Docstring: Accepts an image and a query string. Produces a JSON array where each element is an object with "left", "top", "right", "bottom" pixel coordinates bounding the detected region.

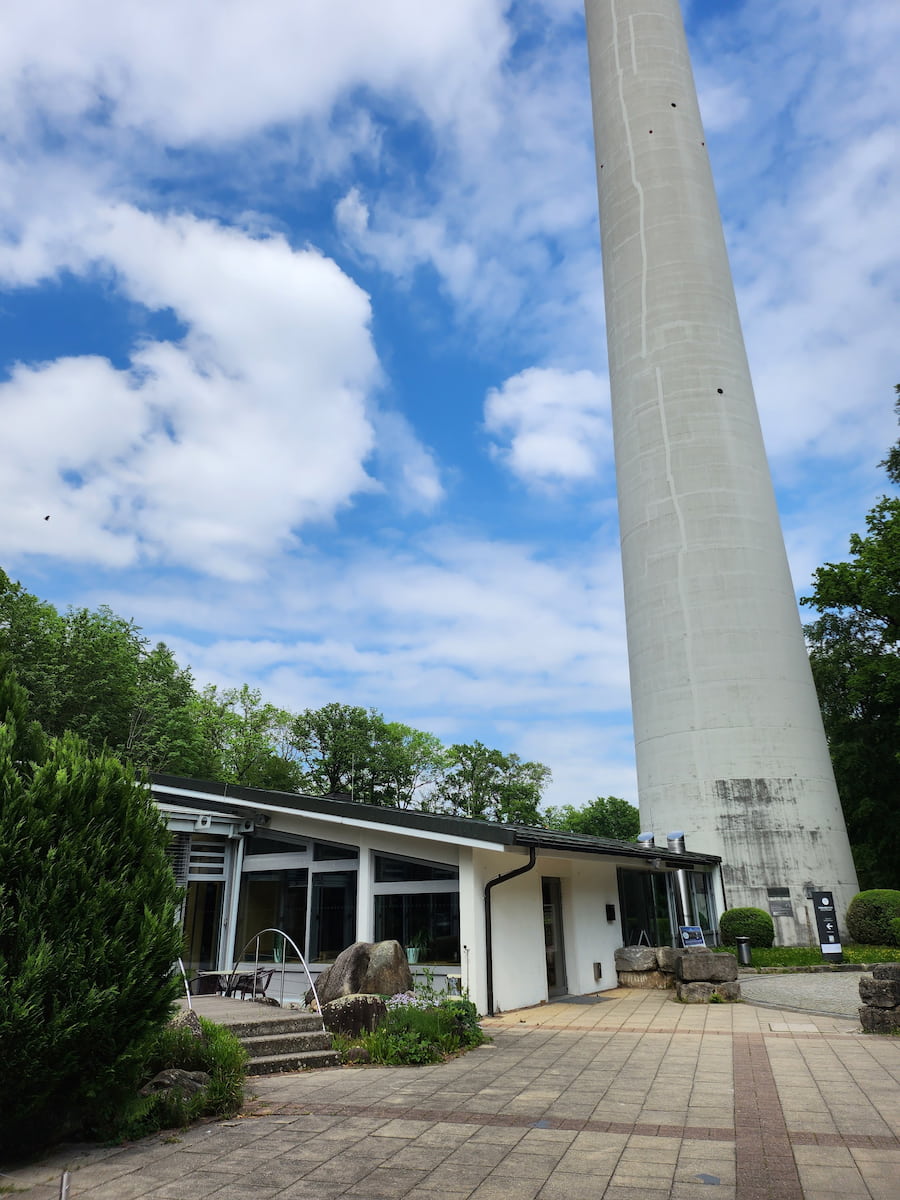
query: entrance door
[{"left": 542, "top": 877, "right": 567, "bottom": 996}]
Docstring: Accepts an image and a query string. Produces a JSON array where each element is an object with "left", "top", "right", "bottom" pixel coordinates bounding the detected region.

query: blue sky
[{"left": 1, "top": 0, "right": 898, "bottom": 807}]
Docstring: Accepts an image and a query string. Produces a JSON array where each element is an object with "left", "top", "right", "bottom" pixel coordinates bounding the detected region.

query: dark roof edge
[{"left": 150, "top": 773, "right": 720, "bottom": 865}]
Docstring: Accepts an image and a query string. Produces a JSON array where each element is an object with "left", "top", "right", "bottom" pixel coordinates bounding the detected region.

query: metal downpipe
[{"left": 484, "top": 846, "right": 537, "bottom": 1015}]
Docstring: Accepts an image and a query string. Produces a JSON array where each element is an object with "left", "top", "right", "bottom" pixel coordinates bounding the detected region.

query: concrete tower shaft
[{"left": 584, "top": 0, "right": 858, "bottom": 943}]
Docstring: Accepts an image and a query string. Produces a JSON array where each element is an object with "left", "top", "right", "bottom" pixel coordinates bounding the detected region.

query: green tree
[
  {"left": 0, "top": 661, "right": 183, "bottom": 1157},
  {"left": 371, "top": 722, "right": 447, "bottom": 808},
  {"left": 801, "top": 387, "right": 900, "bottom": 889},
  {"left": 431, "top": 740, "right": 550, "bottom": 824},
  {"left": 290, "top": 702, "right": 387, "bottom": 800},
  {"left": 189, "top": 684, "right": 302, "bottom": 791},
  {"left": 543, "top": 795, "right": 640, "bottom": 840}
]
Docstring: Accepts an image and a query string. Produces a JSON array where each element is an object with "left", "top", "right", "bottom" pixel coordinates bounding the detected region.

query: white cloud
[
  {"left": 0, "top": 208, "right": 382, "bottom": 577},
  {"left": 484, "top": 367, "right": 611, "bottom": 486}
]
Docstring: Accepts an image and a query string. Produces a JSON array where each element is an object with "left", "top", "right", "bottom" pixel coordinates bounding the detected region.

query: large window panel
[
  {"left": 374, "top": 892, "right": 460, "bottom": 963},
  {"left": 235, "top": 869, "right": 308, "bottom": 960},
  {"left": 309, "top": 871, "right": 357, "bottom": 962}
]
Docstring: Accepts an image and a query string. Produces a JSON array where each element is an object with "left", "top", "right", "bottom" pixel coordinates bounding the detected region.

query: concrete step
[
  {"left": 242, "top": 1030, "right": 334, "bottom": 1057},
  {"left": 247, "top": 1048, "right": 341, "bottom": 1075},
  {"left": 217, "top": 1013, "right": 323, "bottom": 1039}
]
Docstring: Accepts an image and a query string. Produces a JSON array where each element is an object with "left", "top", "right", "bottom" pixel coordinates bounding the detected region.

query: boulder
[
  {"left": 676, "top": 981, "right": 741, "bottom": 1004},
  {"left": 859, "top": 977, "right": 900, "bottom": 1009},
  {"left": 656, "top": 946, "right": 685, "bottom": 974},
  {"left": 614, "top": 946, "right": 658, "bottom": 973},
  {"left": 872, "top": 963, "right": 900, "bottom": 982},
  {"left": 140, "top": 1069, "right": 210, "bottom": 1098},
  {"left": 167, "top": 1009, "right": 205, "bottom": 1040},
  {"left": 321, "top": 994, "right": 387, "bottom": 1037},
  {"left": 617, "top": 970, "right": 673, "bottom": 990},
  {"left": 859, "top": 1006, "right": 900, "bottom": 1034},
  {"left": 307, "top": 940, "right": 412, "bottom": 1007},
  {"left": 346, "top": 1045, "right": 372, "bottom": 1064},
  {"left": 676, "top": 950, "right": 738, "bottom": 984}
]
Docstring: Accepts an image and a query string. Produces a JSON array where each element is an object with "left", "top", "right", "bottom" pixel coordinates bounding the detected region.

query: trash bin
[{"left": 735, "top": 936, "right": 752, "bottom": 966}]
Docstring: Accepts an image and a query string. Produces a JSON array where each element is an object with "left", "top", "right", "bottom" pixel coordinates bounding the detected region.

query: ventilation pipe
[
  {"left": 637, "top": 832, "right": 656, "bottom": 847},
  {"left": 666, "top": 831, "right": 693, "bottom": 931}
]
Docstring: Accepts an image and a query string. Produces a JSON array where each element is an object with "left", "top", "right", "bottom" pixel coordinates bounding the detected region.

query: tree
[
  {"left": 290, "top": 702, "right": 388, "bottom": 800},
  {"left": 543, "top": 795, "right": 640, "bottom": 840},
  {"left": 431, "top": 740, "right": 550, "bottom": 824},
  {"left": 0, "top": 660, "right": 183, "bottom": 1156},
  {"left": 801, "top": 387, "right": 900, "bottom": 889},
  {"left": 370, "top": 722, "right": 447, "bottom": 808},
  {"left": 189, "top": 684, "right": 302, "bottom": 791}
]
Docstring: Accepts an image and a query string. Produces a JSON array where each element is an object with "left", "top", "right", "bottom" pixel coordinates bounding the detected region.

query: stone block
[
  {"left": 872, "top": 963, "right": 900, "bottom": 982},
  {"left": 321, "top": 993, "right": 387, "bottom": 1037},
  {"left": 859, "top": 976, "right": 900, "bottom": 1008},
  {"left": 859, "top": 1005, "right": 900, "bottom": 1034},
  {"left": 306, "top": 939, "right": 412, "bottom": 1006},
  {"left": 617, "top": 969, "right": 673, "bottom": 989},
  {"left": 676, "top": 950, "right": 738, "bottom": 983},
  {"left": 656, "top": 946, "right": 685, "bottom": 974},
  {"left": 614, "top": 946, "right": 658, "bottom": 973},
  {"left": 676, "top": 981, "right": 741, "bottom": 1004}
]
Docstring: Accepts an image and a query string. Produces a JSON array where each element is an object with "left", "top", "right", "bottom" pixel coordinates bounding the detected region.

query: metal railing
[
  {"left": 229, "top": 928, "right": 325, "bottom": 1031},
  {"left": 176, "top": 956, "right": 193, "bottom": 1010}
]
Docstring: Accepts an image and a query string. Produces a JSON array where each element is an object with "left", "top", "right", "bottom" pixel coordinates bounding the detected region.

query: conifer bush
[
  {"left": 719, "top": 906, "right": 775, "bottom": 948},
  {"left": 0, "top": 661, "right": 183, "bottom": 1159}
]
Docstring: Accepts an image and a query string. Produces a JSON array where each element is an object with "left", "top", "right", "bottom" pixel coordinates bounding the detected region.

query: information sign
[
  {"left": 679, "top": 926, "right": 706, "bottom": 948},
  {"left": 810, "top": 891, "right": 843, "bottom": 962}
]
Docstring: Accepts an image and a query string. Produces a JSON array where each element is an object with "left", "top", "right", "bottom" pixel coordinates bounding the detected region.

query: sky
[{"left": 1, "top": 0, "right": 898, "bottom": 809}]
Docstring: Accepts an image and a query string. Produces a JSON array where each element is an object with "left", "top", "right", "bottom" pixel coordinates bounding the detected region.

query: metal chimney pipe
[{"left": 666, "top": 831, "right": 693, "bottom": 931}]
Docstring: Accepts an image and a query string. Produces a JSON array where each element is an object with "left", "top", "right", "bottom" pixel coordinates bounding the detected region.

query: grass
[
  {"left": 714, "top": 944, "right": 900, "bottom": 968},
  {"left": 332, "top": 996, "right": 486, "bottom": 1066},
  {"left": 94, "top": 1016, "right": 247, "bottom": 1142}
]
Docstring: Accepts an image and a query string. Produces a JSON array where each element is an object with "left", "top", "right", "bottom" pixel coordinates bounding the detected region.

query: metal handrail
[
  {"left": 176, "top": 956, "right": 193, "bottom": 1010},
  {"left": 229, "top": 929, "right": 325, "bottom": 1031}
]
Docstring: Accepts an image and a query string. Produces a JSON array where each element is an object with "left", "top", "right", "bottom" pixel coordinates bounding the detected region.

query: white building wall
[{"left": 584, "top": 0, "right": 859, "bottom": 941}]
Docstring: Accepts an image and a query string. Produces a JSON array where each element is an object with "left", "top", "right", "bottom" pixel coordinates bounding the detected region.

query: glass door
[{"left": 542, "top": 877, "right": 568, "bottom": 997}]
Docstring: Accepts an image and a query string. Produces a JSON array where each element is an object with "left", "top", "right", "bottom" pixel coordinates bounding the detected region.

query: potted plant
[{"left": 405, "top": 930, "right": 429, "bottom": 964}]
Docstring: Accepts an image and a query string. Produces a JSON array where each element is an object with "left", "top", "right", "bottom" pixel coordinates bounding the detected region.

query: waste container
[{"left": 735, "top": 936, "right": 752, "bottom": 966}]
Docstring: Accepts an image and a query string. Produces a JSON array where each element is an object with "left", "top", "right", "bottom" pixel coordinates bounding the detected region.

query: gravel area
[{"left": 739, "top": 970, "right": 864, "bottom": 1017}]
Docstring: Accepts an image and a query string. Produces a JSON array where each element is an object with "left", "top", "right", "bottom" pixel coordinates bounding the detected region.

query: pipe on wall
[{"left": 484, "top": 846, "right": 537, "bottom": 1015}]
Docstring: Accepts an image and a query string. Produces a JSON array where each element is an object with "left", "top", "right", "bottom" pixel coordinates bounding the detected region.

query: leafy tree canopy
[
  {"left": 543, "top": 795, "right": 640, "bottom": 840},
  {"left": 801, "top": 386, "right": 900, "bottom": 889}
]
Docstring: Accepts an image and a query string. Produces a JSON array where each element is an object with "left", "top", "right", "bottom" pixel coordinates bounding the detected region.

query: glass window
[
  {"left": 313, "top": 841, "right": 359, "bottom": 861},
  {"left": 374, "top": 854, "right": 458, "bottom": 883},
  {"left": 309, "top": 871, "right": 357, "bottom": 961},
  {"left": 235, "top": 869, "right": 308, "bottom": 960},
  {"left": 690, "top": 872, "right": 717, "bottom": 942},
  {"left": 244, "top": 834, "right": 307, "bottom": 855},
  {"left": 374, "top": 893, "right": 460, "bottom": 963}
]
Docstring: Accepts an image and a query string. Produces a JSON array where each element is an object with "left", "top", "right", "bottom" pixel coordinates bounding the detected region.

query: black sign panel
[{"left": 810, "top": 891, "right": 842, "bottom": 960}]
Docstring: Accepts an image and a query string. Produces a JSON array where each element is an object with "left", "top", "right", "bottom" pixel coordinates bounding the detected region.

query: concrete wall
[{"left": 584, "top": 0, "right": 858, "bottom": 941}]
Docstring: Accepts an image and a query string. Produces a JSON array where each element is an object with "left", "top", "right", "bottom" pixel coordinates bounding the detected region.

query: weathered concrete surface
[{"left": 584, "top": 0, "right": 858, "bottom": 944}]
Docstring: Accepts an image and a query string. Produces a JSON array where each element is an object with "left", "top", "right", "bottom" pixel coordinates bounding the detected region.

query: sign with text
[
  {"left": 679, "top": 926, "right": 706, "bottom": 948},
  {"left": 810, "top": 891, "right": 843, "bottom": 961}
]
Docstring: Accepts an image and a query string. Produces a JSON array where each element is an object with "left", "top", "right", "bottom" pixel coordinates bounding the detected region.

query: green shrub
[
  {"left": 846, "top": 890, "right": 900, "bottom": 945},
  {"left": 0, "top": 664, "right": 183, "bottom": 1159},
  {"left": 338, "top": 992, "right": 485, "bottom": 1066},
  {"left": 719, "top": 907, "right": 775, "bottom": 948},
  {"left": 102, "top": 1017, "right": 247, "bottom": 1141}
]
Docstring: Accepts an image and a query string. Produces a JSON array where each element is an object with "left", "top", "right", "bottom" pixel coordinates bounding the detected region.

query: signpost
[
  {"left": 810, "top": 891, "right": 843, "bottom": 963},
  {"left": 679, "top": 926, "right": 706, "bottom": 948}
]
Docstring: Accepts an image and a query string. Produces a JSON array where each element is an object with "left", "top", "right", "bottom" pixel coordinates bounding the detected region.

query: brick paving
[{"left": 4, "top": 985, "right": 899, "bottom": 1200}]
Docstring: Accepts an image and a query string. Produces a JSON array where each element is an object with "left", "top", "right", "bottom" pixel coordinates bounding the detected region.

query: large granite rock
[
  {"left": 614, "top": 946, "right": 658, "bottom": 973},
  {"left": 656, "top": 946, "right": 685, "bottom": 974},
  {"left": 321, "top": 994, "right": 387, "bottom": 1037},
  {"left": 676, "top": 981, "right": 741, "bottom": 1004},
  {"left": 618, "top": 970, "right": 673, "bottom": 990},
  {"left": 140, "top": 1069, "right": 210, "bottom": 1098},
  {"left": 872, "top": 963, "right": 900, "bottom": 982},
  {"left": 676, "top": 950, "right": 738, "bottom": 984},
  {"left": 859, "top": 1005, "right": 900, "bottom": 1034},
  {"left": 308, "top": 940, "right": 412, "bottom": 1007},
  {"left": 859, "top": 977, "right": 900, "bottom": 1008}
]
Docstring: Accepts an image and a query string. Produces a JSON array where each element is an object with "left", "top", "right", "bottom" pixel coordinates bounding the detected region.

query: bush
[
  {"left": 719, "top": 907, "right": 775, "bottom": 948},
  {"left": 336, "top": 989, "right": 485, "bottom": 1066},
  {"left": 846, "top": 890, "right": 900, "bottom": 945},
  {"left": 103, "top": 1017, "right": 247, "bottom": 1141},
  {"left": 0, "top": 664, "right": 184, "bottom": 1159}
]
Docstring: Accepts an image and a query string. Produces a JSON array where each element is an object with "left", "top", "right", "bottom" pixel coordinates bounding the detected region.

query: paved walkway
[
  {"left": 737, "top": 971, "right": 863, "bottom": 1017},
  {"left": 5, "top": 982, "right": 899, "bottom": 1200}
]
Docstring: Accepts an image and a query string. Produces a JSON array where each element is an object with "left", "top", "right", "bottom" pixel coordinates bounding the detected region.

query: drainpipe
[{"left": 484, "top": 846, "right": 537, "bottom": 1015}]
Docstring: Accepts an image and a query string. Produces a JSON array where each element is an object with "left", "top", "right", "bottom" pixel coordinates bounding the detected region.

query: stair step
[
  {"left": 242, "top": 1031, "right": 333, "bottom": 1057},
  {"left": 218, "top": 1014, "right": 323, "bottom": 1039},
  {"left": 247, "top": 1048, "right": 341, "bottom": 1075}
]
